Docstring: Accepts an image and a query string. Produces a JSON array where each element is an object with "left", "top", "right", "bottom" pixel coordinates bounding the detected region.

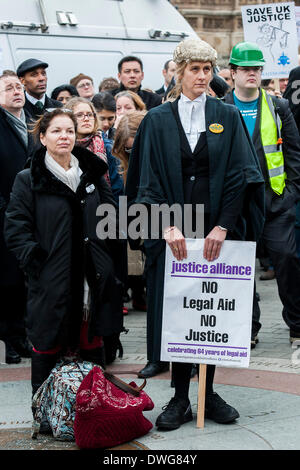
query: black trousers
[
  {"left": 252, "top": 206, "right": 300, "bottom": 334},
  {"left": 0, "top": 283, "right": 27, "bottom": 342},
  {"left": 172, "top": 362, "right": 215, "bottom": 400}
]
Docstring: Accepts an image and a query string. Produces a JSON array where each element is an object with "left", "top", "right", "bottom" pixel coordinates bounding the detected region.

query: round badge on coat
[{"left": 209, "top": 123, "right": 224, "bottom": 134}]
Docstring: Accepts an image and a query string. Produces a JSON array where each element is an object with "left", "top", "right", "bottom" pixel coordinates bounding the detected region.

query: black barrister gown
[{"left": 126, "top": 95, "right": 265, "bottom": 362}]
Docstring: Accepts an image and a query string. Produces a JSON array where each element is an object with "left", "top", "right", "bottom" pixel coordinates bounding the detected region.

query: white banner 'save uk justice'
[
  {"left": 160, "top": 239, "right": 256, "bottom": 368},
  {"left": 241, "top": 2, "right": 298, "bottom": 78}
]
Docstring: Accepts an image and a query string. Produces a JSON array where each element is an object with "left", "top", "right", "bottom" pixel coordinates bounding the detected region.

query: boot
[
  {"left": 31, "top": 350, "right": 59, "bottom": 437},
  {"left": 31, "top": 350, "right": 58, "bottom": 397}
]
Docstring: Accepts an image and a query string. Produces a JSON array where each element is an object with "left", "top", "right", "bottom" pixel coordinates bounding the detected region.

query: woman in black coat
[{"left": 4, "top": 108, "right": 123, "bottom": 397}]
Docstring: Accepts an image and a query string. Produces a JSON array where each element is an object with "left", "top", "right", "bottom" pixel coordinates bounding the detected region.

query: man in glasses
[
  {"left": 225, "top": 41, "right": 300, "bottom": 347},
  {"left": 70, "top": 73, "right": 95, "bottom": 101},
  {"left": 0, "top": 72, "right": 32, "bottom": 363},
  {"left": 17, "top": 58, "right": 62, "bottom": 123}
]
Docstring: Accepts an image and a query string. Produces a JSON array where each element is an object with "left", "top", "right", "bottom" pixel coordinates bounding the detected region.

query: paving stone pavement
[{"left": 1, "top": 264, "right": 300, "bottom": 452}]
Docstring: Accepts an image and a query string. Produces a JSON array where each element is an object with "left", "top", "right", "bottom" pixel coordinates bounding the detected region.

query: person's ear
[{"left": 40, "top": 133, "right": 46, "bottom": 147}]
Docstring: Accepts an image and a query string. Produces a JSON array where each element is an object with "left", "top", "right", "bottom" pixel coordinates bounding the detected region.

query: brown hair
[
  {"left": 99, "top": 76, "right": 119, "bottom": 92},
  {"left": 30, "top": 108, "right": 77, "bottom": 142},
  {"left": 112, "top": 111, "right": 147, "bottom": 182},
  {"left": 66, "top": 96, "right": 99, "bottom": 136},
  {"left": 70, "top": 73, "right": 93, "bottom": 88},
  {"left": 115, "top": 90, "right": 146, "bottom": 112},
  {"left": 0, "top": 70, "right": 18, "bottom": 79}
]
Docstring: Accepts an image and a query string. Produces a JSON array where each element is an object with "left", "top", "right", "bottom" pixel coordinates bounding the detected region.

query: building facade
[{"left": 170, "top": 0, "right": 300, "bottom": 66}]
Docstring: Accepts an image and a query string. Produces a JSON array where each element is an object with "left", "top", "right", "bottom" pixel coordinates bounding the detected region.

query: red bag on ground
[{"left": 74, "top": 366, "right": 154, "bottom": 449}]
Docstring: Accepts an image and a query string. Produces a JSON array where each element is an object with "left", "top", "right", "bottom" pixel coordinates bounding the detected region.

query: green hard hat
[{"left": 229, "top": 42, "right": 265, "bottom": 67}]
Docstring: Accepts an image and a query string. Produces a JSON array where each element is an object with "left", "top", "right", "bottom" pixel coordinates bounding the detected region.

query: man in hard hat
[{"left": 225, "top": 41, "right": 300, "bottom": 346}]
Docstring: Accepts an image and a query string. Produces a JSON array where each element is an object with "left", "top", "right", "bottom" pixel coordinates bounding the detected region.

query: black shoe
[
  {"left": 138, "top": 361, "right": 169, "bottom": 378},
  {"left": 4, "top": 341, "right": 21, "bottom": 364},
  {"left": 10, "top": 337, "right": 32, "bottom": 358},
  {"left": 5, "top": 342, "right": 21, "bottom": 364},
  {"left": 205, "top": 392, "right": 239, "bottom": 424},
  {"left": 156, "top": 397, "right": 193, "bottom": 430},
  {"left": 290, "top": 330, "right": 300, "bottom": 344}
]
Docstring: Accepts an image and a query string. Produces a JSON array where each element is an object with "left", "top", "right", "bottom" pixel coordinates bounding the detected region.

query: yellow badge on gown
[{"left": 209, "top": 123, "right": 224, "bottom": 134}]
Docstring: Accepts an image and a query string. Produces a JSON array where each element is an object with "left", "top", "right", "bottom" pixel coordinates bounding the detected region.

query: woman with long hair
[
  {"left": 112, "top": 111, "right": 146, "bottom": 183},
  {"left": 114, "top": 91, "right": 146, "bottom": 129},
  {"left": 66, "top": 97, "right": 110, "bottom": 185},
  {"left": 113, "top": 111, "right": 147, "bottom": 312}
]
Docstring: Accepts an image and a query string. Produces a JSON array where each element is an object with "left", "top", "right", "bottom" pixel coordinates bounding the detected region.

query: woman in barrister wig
[{"left": 125, "top": 38, "right": 265, "bottom": 430}]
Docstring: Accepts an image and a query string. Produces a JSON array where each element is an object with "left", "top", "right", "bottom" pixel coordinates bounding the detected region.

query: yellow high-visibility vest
[{"left": 260, "top": 88, "right": 286, "bottom": 195}]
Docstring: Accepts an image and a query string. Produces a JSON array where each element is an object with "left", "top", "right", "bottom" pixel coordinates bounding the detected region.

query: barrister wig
[{"left": 173, "top": 38, "right": 217, "bottom": 67}]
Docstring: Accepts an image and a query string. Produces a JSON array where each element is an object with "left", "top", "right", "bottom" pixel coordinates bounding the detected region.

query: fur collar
[{"left": 30, "top": 145, "right": 108, "bottom": 198}]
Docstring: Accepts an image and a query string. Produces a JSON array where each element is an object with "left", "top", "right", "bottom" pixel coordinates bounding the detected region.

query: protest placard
[
  {"left": 161, "top": 239, "right": 256, "bottom": 369},
  {"left": 241, "top": 2, "right": 298, "bottom": 78},
  {"left": 161, "top": 239, "right": 256, "bottom": 428}
]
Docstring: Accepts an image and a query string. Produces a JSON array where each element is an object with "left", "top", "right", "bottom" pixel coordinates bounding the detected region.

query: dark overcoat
[
  {"left": 126, "top": 96, "right": 265, "bottom": 361},
  {"left": 23, "top": 95, "right": 63, "bottom": 124},
  {"left": 4, "top": 145, "right": 123, "bottom": 351},
  {"left": 0, "top": 106, "right": 29, "bottom": 286}
]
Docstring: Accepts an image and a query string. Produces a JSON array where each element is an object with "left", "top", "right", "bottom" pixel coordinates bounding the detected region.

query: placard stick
[{"left": 197, "top": 364, "right": 207, "bottom": 428}]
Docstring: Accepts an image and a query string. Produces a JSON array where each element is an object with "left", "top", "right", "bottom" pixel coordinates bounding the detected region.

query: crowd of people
[{"left": 1, "top": 36, "right": 300, "bottom": 432}]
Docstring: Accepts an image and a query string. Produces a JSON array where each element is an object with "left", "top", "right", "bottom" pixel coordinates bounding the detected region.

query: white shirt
[
  {"left": 178, "top": 92, "right": 206, "bottom": 152},
  {"left": 25, "top": 91, "right": 46, "bottom": 106}
]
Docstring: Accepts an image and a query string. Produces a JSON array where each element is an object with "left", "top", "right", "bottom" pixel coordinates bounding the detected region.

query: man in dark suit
[
  {"left": 16, "top": 58, "right": 62, "bottom": 124},
  {"left": 155, "top": 59, "right": 176, "bottom": 97},
  {"left": 110, "top": 56, "right": 162, "bottom": 110},
  {"left": 0, "top": 72, "right": 32, "bottom": 363}
]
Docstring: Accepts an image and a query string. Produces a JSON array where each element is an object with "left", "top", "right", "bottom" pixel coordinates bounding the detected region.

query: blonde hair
[
  {"left": 65, "top": 96, "right": 99, "bottom": 135},
  {"left": 166, "top": 61, "right": 187, "bottom": 101},
  {"left": 112, "top": 111, "right": 147, "bottom": 182},
  {"left": 115, "top": 90, "right": 146, "bottom": 112}
]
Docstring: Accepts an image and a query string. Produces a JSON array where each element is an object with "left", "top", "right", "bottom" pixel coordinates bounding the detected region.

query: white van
[{"left": 0, "top": 0, "right": 197, "bottom": 93}]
